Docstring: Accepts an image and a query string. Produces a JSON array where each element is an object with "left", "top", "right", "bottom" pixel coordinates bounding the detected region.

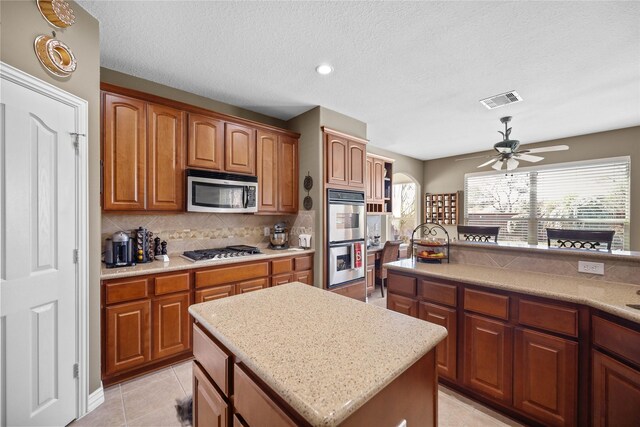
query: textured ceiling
[{"left": 79, "top": 1, "right": 640, "bottom": 160}]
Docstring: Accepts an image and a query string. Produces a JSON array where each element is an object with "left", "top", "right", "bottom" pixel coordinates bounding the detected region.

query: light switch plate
[{"left": 578, "top": 260, "right": 605, "bottom": 275}]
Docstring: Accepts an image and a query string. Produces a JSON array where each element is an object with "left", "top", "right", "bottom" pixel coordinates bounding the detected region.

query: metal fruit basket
[{"left": 410, "top": 223, "right": 450, "bottom": 264}]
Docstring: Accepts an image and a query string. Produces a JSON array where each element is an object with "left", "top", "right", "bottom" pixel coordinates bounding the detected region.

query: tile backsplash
[{"left": 102, "top": 211, "right": 314, "bottom": 255}]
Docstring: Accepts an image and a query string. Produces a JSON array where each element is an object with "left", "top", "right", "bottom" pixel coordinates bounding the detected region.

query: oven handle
[{"left": 244, "top": 186, "right": 249, "bottom": 208}]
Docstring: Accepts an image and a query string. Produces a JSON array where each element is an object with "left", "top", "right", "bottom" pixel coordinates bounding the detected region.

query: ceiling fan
[{"left": 457, "top": 116, "right": 569, "bottom": 171}]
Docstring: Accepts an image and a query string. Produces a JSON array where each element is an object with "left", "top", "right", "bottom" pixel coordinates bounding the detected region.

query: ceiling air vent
[{"left": 480, "top": 91, "right": 523, "bottom": 109}]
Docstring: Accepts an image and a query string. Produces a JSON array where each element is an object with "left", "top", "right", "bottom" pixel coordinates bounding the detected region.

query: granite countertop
[
  {"left": 385, "top": 259, "right": 640, "bottom": 324},
  {"left": 101, "top": 248, "right": 315, "bottom": 280},
  {"left": 189, "top": 283, "right": 447, "bottom": 427},
  {"left": 450, "top": 240, "right": 640, "bottom": 262}
]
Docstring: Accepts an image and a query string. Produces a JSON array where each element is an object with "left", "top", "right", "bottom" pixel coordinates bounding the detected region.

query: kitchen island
[{"left": 188, "top": 282, "right": 448, "bottom": 427}]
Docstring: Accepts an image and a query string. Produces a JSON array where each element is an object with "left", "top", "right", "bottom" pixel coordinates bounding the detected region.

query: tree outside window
[{"left": 390, "top": 174, "right": 418, "bottom": 243}]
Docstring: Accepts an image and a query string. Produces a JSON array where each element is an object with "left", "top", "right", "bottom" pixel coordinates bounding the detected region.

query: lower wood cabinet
[
  {"left": 293, "top": 270, "right": 313, "bottom": 285},
  {"left": 271, "top": 273, "right": 294, "bottom": 287},
  {"left": 419, "top": 301, "right": 456, "bottom": 380},
  {"left": 366, "top": 253, "right": 375, "bottom": 295},
  {"left": 196, "top": 285, "right": 235, "bottom": 303},
  {"left": 105, "top": 300, "right": 151, "bottom": 376},
  {"left": 463, "top": 313, "right": 513, "bottom": 404},
  {"left": 514, "top": 328, "right": 577, "bottom": 426},
  {"left": 193, "top": 361, "right": 228, "bottom": 427},
  {"left": 237, "top": 278, "right": 269, "bottom": 294},
  {"left": 592, "top": 350, "right": 640, "bottom": 427},
  {"left": 387, "top": 293, "right": 418, "bottom": 317},
  {"left": 152, "top": 293, "right": 191, "bottom": 360}
]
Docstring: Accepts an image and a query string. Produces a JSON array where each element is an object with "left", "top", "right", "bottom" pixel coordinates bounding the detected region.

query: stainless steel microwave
[{"left": 186, "top": 170, "right": 258, "bottom": 213}]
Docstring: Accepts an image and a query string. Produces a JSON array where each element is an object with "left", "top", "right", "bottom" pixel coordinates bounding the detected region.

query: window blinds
[{"left": 464, "top": 157, "right": 630, "bottom": 250}]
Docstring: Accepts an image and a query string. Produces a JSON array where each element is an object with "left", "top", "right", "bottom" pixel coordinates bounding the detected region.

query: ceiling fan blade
[
  {"left": 506, "top": 158, "right": 519, "bottom": 171},
  {"left": 492, "top": 160, "right": 504, "bottom": 171},
  {"left": 515, "top": 153, "right": 544, "bottom": 163},
  {"left": 455, "top": 154, "right": 496, "bottom": 162},
  {"left": 523, "top": 144, "right": 569, "bottom": 154},
  {"left": 478, "top": 158, "right": 498, "bottom": 168}
]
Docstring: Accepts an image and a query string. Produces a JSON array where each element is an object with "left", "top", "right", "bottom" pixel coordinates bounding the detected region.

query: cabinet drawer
[
  {"left": 592, "top": 316, "right": 640, "bottom": 367},
  {"left": 271, "top": 273, "right": 294, "bottom": 286},
  {"left": 105, "top": 278, "right": 148, "bottom": 304},
  {"left": 293, "top": 270, "right": 313, "bottom": 285},
  {"left": 294, "top": 255, "right": 313, "bottom": 271},
  {"left": 366, "top": 253, "right": 376, "bottom": 265},
  {"left": 419, "top": 280, "right": 457, "bottom": 307},
  {"left": 195, "top": 262, "right": 269, "bottom": 288},
  {"left": 518, "top": 299, "right": 578, "bottom": 338},
  {"left": 234, "top": 364, "right": 298, "bottom": 427},
  {"left": 193, "top": 361, "right": 228, "bottom": 427},
  {"left": 236, "top": 278, "right": 268, "bottom": 294},
  {"left": 464, "top": 289, "right": 509, "bottom": 320},
  {"left": 154, "top": 272, "right": 190, "bottom": 296},
  {"left": 193, "top": 324, "right": 230, "bottom": 397},
  {"left": 387, "top": 293, "right": 418, "bottom": 317},
  {"left": 387, "top": 272, "right": 417, "bottom": 297},
  {"left": 195, "top": 285, "right": 235, "bottom": 303},
  {"left": 271, "top": 258, "right": 293, "bottom": 275}
]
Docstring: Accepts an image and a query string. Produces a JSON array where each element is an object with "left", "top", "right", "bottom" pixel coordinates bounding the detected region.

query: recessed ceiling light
[{"left": 316, "top": 64, "right": 333, "bottom": 75}]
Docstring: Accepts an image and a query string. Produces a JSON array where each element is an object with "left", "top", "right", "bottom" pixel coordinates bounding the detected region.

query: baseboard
[{"left": 87, "top": 383, "right": 105, "bottom": 414}]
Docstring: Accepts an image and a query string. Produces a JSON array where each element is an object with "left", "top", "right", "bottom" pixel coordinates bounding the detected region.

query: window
[
  {"left": 390, "top": 174, "right": 418, "bottom": 242},
  {"left": 464, "top": 157, "right": 631, "bottom": 250}
]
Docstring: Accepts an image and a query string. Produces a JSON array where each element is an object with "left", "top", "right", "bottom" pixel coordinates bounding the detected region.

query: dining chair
[
  {"left": 457, "top": 225, "right": 500, "bottom": 243},
  {"left": 377, "top": 241, "right": 401, "bottom": 297},
  {"left": 546, "top": 228, "right": 615, "bottom": 251}
]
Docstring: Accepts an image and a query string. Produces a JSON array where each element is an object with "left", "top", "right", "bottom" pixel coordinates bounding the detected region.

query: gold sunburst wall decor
[
  {"left": 36, "top": 0, "right": 75, "bottom": 28},
  {"left": 34, "top": 34, "right": 77, "bottom": 77}
]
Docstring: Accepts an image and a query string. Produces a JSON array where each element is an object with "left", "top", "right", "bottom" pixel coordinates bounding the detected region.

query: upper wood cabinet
[
  {"left": 225, "top": 123, "right": 256, "bottom": 175},
  {"left": 103, "top": 93, "right": 147, "bottom": 211},
  {"left": 365, "top": 157, "right": 373, "bottom": 200},
  {"left": 373, "top": 158, "right": 384, "bottom": 201},
  {"left": 257, "top": 131, "right": 298, "bottom": 214},
  {"left": 365, "top": 155, "right": 393, "bottom": 214},
  {"left": 147, "top": 104, "right": 184, "bottom": 211},
  {"left": 187, "top": 113, "right": 224, "bottom": 171},
  {"left": 324, "top": 128, "right": 367, "bottom": 189}
]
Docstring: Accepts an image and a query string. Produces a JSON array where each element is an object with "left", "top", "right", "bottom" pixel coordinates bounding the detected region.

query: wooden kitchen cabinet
[
  {"left": 366, "top": 252, "right": 375, "bottom": 295},
  {"left": 592, "top": 350, "right": 640, "bottom": 427},
  {"left": 105, "top": 300, "right": 151, "bottom": 376},
  {"left": 147, "top": 103, "right": 184, "bottom": 211},
  {"left": 225, "top": 123, "right": 255, "bottom": 175},
  {"left": 187, "top": 113, "right": 224, "bottom": 171},
  {"left": 514, "top": 328, "right": 577, "bottom": 426},
  {"left": 463, "top": 313, "right": 513, "bottom": 404},
  {"left": 419, "top": 301, "right": 457, "bottom": 380},
  {"left": 193, "top": 362, "right": 228, "bottom": 427},
  {"left": 387, "top": 293, "right": 418, "bottom": 317},
  {"left": 365, "top": 154, "right": 393, "bottom": 214},
  {"left": 293, "top": 270, "right": 313, "bottom": 285},
  {"left": 373, "top": 157, "right": 384, "bottom": 201},
  {"left": 348, "top": 141, "right": 366, "bottom": 188},
  {"left": 365, "top": 157, "right": 373, "bottom": 200},
  {"left": 326, "top": 133, "right": 348, "bottom": 186},
  {"left": 102, "top": 93, "right": 147, "bottom": 211},
  {"left": 152, "top": 292, "right": 191, "bottom": 360},
  {"left": 257, "top": 131, "right": 298, "bottom": 214},
  {"left": 236, "top": 278, "right": 269, "bottom": 294},
  {"left": 195, "top": 285, "right": 235, "bottom": 303},
  {"left": 324, "top": 128, "right": 367, "bottom": 189}
]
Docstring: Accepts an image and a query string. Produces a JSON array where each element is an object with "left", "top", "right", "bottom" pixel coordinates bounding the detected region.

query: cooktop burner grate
[{"left": 182, "top": 245, "right": 262, "bottom": 262}]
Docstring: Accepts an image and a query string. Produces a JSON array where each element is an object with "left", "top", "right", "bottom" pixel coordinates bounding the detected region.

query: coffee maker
[{"left": 104, "top": 231, "right": 135, "bottom": 268}]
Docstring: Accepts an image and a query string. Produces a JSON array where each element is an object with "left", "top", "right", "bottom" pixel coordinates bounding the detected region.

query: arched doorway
[{"left": 389, "top": 173, "right": 420, "bottom": 242}]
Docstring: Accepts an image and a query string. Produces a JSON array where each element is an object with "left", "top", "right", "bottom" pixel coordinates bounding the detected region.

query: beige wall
[
  {"left": 423, "top": 126, "right": 640, "bottom": 250},
  {"left": 1, "top": 1, "right": 102, "bottom": 393},
  {"left": 100, "top": 68, "right": 287, "bottom": 128}
]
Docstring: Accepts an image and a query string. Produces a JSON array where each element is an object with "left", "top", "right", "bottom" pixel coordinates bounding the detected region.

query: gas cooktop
[{"left": 182, "top": 245, "right": 262, "bottom": 262}]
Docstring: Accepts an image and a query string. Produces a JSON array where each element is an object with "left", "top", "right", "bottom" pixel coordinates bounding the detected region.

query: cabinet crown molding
[{"left": 321, "top": 126, "right": 368, "bottom": 144}]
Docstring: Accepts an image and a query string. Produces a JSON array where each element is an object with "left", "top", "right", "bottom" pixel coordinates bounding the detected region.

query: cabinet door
[
  {"left": 256, "top": 130, "right": 278, "bottom": 213},
  {"left": 514, "top": 328, "right": 577, "bottom": 426},
  {"left": 293, "top": 270, "right": 313, "bottom": 285},
  {"left": 365, "top": 156, "right": 373, "bottom": 201},
  {"left": 326, "top": 134, "right": 348, "bottom": 186},
  {"left": 105, "top": 300, "right": 151, "bottom": 375},
  {"left": 187, "top": 114, "right": 224, "bottom": 170},
  {"left": 366, "top": 266, "right": 375, "bottom": 295},
  {"left": 225, "top": 123, "right": 255, "bottom": 175},
  {"left": 147, "top": 103, "right": 184, "bottom": 211},
  {"left": 463, "top": 314, "right": 513, "bottom": 403},
  {"left": 193, "top": 362, "right": 228, "bottom": 427},
  {"left": 348, "top": 141, "right": 366, "bottom": 188},
  {"left": 271, "top": 273, "right": 294, "bottom": 287},
  {"left": 152, "top": 293, "right": 190, "bottom": 360},
  {"left": 387, "top": 293, "right": 418, "bottom": 317},
  {"left": 592, "top": 350, "right": 640, "bottom": 427},
  {"left": 278, "top": 135, "right": 298, "bottom": 213},
  {"left": 373, "top": 158, "right": 385, "bottom": 201},
  {"left": 102, "top": 93, "right": 146, "bottom": 210},
  {"left": 419, "top": 302, "right": 457, "bottom": 380},
  {"left": 237, "top": 278, "right": 268, "bottom": 294}
]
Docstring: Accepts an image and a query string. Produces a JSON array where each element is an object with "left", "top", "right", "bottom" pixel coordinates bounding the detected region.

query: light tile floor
[{"left": 72, "top": 287, "right": 522, "bottom": 426}]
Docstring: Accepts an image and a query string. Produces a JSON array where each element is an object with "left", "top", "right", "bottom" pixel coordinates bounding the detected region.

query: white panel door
[{"left": 1, "top": 75, "right": 78, "bottom": 426}]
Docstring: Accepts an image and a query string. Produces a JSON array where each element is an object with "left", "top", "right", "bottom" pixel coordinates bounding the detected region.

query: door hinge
[
  {"left": 73, "top": 249, "right": 79, "bottom": 264},
  {"left": 70, "top": 132, "right": 85, "bottom": 153},
  {"left": 73, "top": 363, "right": 79, "bottom": 379}
]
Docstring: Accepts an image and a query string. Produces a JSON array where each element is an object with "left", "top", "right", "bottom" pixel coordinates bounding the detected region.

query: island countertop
[
  {"left": 385, "top": 259, "right": 640, "bottom": 324},
  {"left": 188, "top": 282, "right": 447, "bottom": 427}
]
